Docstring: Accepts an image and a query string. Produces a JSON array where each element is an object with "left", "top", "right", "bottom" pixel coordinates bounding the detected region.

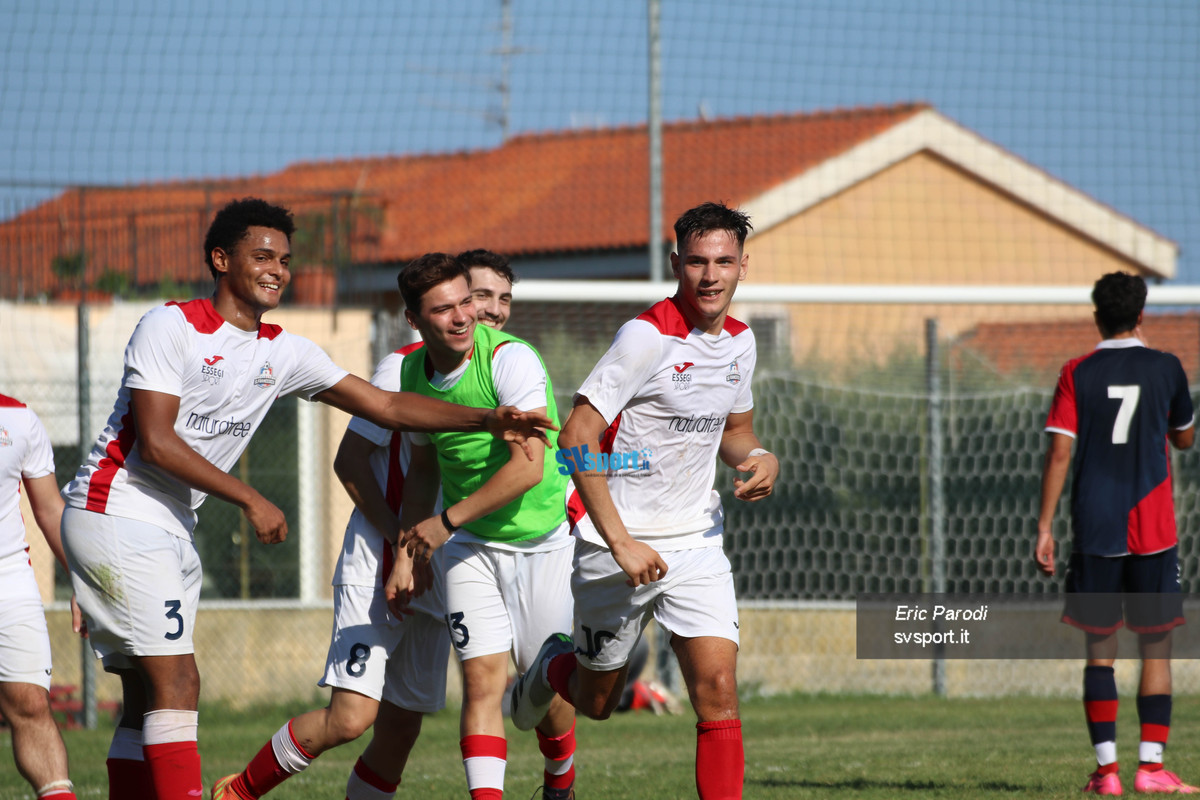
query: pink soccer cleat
[
  {"left": 1083, "top": 769, "right": 1122, "bottom": 795},
  {"left": 1134, "top": 768, "right": 1199, "bottom": 794}
]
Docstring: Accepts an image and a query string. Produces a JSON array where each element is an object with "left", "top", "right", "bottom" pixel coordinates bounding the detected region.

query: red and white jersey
[
  {"left": 61, "top": 299, "right": 348, "bottom": 540},
  {"left": 334, "top": 342, "right": 445, "bottom": 617},
  {"left": 0, "top": 395, "right": 55, "bottom": 574},
  {"left": 567, "top": 296, "right": 756, "bottom": 550}
]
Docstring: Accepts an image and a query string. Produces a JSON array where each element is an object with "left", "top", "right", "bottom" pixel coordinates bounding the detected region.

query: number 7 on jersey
[{"left": 1108, "top": 384, "right": 1140, "bottom": 444}]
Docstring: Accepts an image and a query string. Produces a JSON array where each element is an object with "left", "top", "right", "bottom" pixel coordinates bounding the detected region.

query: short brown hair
[{"left": 397, "top": 252, "right": 470, "bottom": 314}]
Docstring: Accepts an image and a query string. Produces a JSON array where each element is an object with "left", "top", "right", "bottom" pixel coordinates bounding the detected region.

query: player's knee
[
  {"left": 691, "top": 670, "right": 738, "bottom": 712},
  {"left": 576, "top": 692, "right": 620, "bottom": 721},
  {"left": 0, "top": 686, "right": 53, "bottom": 724},
  {"left": 326, "top": 709, "right": 373, "bottom": 744}
]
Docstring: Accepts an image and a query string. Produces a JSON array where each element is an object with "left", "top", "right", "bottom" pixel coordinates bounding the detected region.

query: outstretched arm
[
  {"left": 718, "top": 409, "right": 779, "bottom": 502},
  {"left": 314, "top": 374, "right": 554, "bottom": 458},
  {"left": 558, "top": 398, "right": 667, "bottom": 587},
  {"left": 1035, "top": 433, "right": 1073, "bottom": 577},
  {"left": 132, "top": 388, "right": 288, "bottom": 544}
]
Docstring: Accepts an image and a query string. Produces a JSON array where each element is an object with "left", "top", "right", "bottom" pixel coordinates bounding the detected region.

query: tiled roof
[
  {"left": 0, "top": 103, "right": 929, "bottom": 296},
  {"left": 960, "top": 314, "right": 1200, "bottom": 383}
]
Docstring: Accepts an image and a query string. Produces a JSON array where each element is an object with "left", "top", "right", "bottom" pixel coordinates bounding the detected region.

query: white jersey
[
  {"left": 0, "top": 395, "right": 55, "bottom": 574},
  {"left": 335, "top": 342, "right": 445, "bottom": 616},
  {"left": 61, "top": 299, "right": 348, "bottom": 540},
  {"left": 567, "top": 296, "right": 756, "bottom": 550}
]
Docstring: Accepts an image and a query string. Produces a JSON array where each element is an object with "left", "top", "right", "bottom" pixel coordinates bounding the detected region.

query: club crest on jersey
[
  {"left": 0, "top": 426, "right": 11, "bottom": 447},
  {"left": 200, "top": 354, "right": 225, "bottom": 385},
  {"left": 726, "top": 360, "right": 741, "bottom": 385},
  {"left": 253, "top": 361, "right": 277, "bottom": 389}
]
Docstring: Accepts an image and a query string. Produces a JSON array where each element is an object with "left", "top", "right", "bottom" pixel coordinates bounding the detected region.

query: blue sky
[{"left": 3, "top": 0, "right": 1197, "bottom": 280}]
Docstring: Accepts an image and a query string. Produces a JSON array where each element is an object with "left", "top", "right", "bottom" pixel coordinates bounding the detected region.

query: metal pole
[
  {"left": 77, "top": 302, "right": 98, "bottom": 729},
  {"left": 647, "top": 0, "right": 665, "bottom": 282},
  {"left": 925, "top": 318, "right": 946, "bottom": 696}
]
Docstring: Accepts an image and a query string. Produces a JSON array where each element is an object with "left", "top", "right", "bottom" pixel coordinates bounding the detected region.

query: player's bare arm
[
  {"left": 333, "top": 430, "right": 401, "bottom": 545},
  {"left": 402, "top": 427, "right": 548, "bottom": 562},
  {"left": 385, "top": 442, "right": 441, "bottom": 617},
  {"left": 1169, "top": 424, "right": 1195, "bottom": 450},
  {"left": 719, "top": 409, "right": 779, "bottom": 502},
  {"left": 131, "top": 388, "right": 288, "bottom": 544},
  {"left": 24, "top": 471, "right": 85, "bottom": 636},
  {"left": 314, "top": 373, "right": 554, "bottom": 458},
  {"left": 560, "top": 398, "right": 668, "bottom": 587},
  {"left": 1034, "top": 432, "right": 1073, "bottom": 577}
]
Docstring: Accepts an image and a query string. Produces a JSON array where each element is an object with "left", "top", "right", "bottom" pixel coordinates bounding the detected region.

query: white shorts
[
  {"left": 442, "top": 538, "right": 573, "bottom": 670},
  {"left": 0, "top": 565, "right": 54, "bottom": 689},
  {"left": 61, "top": 507, "right": 202, "bottom": 670},
  {"left": 571, "top": 541, "right": 739, "bottom": 671},
  {"left": 319, "top": 584, "right": 448, "bottom": 714}
]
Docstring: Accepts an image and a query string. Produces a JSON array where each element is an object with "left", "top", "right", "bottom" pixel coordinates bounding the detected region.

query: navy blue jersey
[{"left": 1045, "top": 339, "right": 1193, "bottom": 556}]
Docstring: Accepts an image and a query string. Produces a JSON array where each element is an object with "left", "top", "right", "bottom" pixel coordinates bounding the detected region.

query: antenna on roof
[{"left": 409, "top": 0, "right": 532, "bottom": 142}]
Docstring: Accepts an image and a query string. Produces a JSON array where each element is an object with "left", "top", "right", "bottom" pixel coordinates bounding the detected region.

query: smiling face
[
  {"left": 469, "top": 265, "right": 513, "bottom": 330},
  {"left": 670, "top": 228, "right": 748, "bottom": 334},
  {"left": 405, "top": 275, "right": 476, "bottom": 373},
  {"left": 210, "top": 225, "right": 291, "bottom": 328}
]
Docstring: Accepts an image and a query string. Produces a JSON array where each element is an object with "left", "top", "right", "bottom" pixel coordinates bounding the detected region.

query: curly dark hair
[
  {"left": 203, "top": 198, "right": 296, "bottom": 280},
  {"left": 1092, "top": 271, "right": 1146, "bottom": 336}
]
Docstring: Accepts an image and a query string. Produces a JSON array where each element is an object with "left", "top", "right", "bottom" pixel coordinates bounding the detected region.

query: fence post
[
  {"left": 77, "top": 302, "right": 98, "bottom": 728},
  {"left": 926, "top": 318, "right": 947, "bottom": 696}
]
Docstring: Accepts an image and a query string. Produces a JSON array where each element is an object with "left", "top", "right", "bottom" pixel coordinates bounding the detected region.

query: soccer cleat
[
  {"left": 510, "top": 632, "right": 574, "bottom": 731},
  {"left": 529, "top": 785, "right": 575, "bottom": 800},
  {"left": 1082, "top": 769, "right": 1122, "bottom": 795},
  {"left": 211, "top": 774, "right": 250, "bottom": 800},
  {"left": 1134, "top": 768, "right": 1200, "bottom": 794}
]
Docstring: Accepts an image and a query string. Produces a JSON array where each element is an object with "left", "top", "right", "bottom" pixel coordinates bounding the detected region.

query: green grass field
[{"left": 3, "top": 693, "right": 1197, "bottom": 799}]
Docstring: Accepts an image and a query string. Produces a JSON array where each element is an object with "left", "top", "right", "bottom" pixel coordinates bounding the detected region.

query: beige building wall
[{"left": 745, "top": 152, "right": 1147, "bottom": 364}]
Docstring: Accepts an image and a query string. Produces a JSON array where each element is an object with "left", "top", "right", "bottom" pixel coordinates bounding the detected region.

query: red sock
[
  {"left": 345, "top": 756, "right": 400, "bottom": 799},
  {"left": 461, "top": 735, "right": 506, "bottom": 800},
  {"left": 696, "top": 719, "right": 743, "bottom": 800},
  {"left": 143, "top": 740, "right": 202, "bottom": 800},
  {"left": 107, "top": 757, "right": 154, "bottom": 800},
  {"left": 1097, "top": 762, "right": 1120, "bottom": 776},
  {"left": 546, "top": 652, "right": 578, "bottom": 706},
  {"left": 35, "top": 785, "right": 76, "bottom": 800},
  {"left": 537, "top": 721, "right": 576, "bottom": 791},
  {"left": 231, "top": 722, "right": 312, "bottom": 797}
]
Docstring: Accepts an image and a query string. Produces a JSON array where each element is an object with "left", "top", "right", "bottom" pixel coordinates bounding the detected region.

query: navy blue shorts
[{"left": 1062, "top": 547, "right": 1184, "bottom": 634}]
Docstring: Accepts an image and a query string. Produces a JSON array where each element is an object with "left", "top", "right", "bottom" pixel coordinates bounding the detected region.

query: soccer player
[
  {"left": 392, "top": 252, "right": 577, "bottom": 800},
  {"left": 0, "top": 394, "right": 81, "bottom": 800},
  {"left": 213, "top": 249, "right": 519, "bottom": 800},
  {"left": 510, "top": 201, "right": 779, "bottom": 800},
  {"left": 1036, "top": 271, "right": 1197, "bottom": 796},
  {"left": 57, "top": 198, "right": 553, "bottom": 800},
  {"left": 462, "top": 248, "right": 515, "bottom": 330}
]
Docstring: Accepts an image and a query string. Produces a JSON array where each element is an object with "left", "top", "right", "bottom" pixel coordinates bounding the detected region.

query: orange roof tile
[
  {"left": 960, "top": 314, "right": 1200, "bottom": 383},
  {"left": 0, "top": 103, "right": 928, "bottom": 297}
]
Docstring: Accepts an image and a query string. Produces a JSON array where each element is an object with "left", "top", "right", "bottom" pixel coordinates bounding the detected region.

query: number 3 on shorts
[{"left": 164, "top": 600, "right": 184, "bottom": 641}]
